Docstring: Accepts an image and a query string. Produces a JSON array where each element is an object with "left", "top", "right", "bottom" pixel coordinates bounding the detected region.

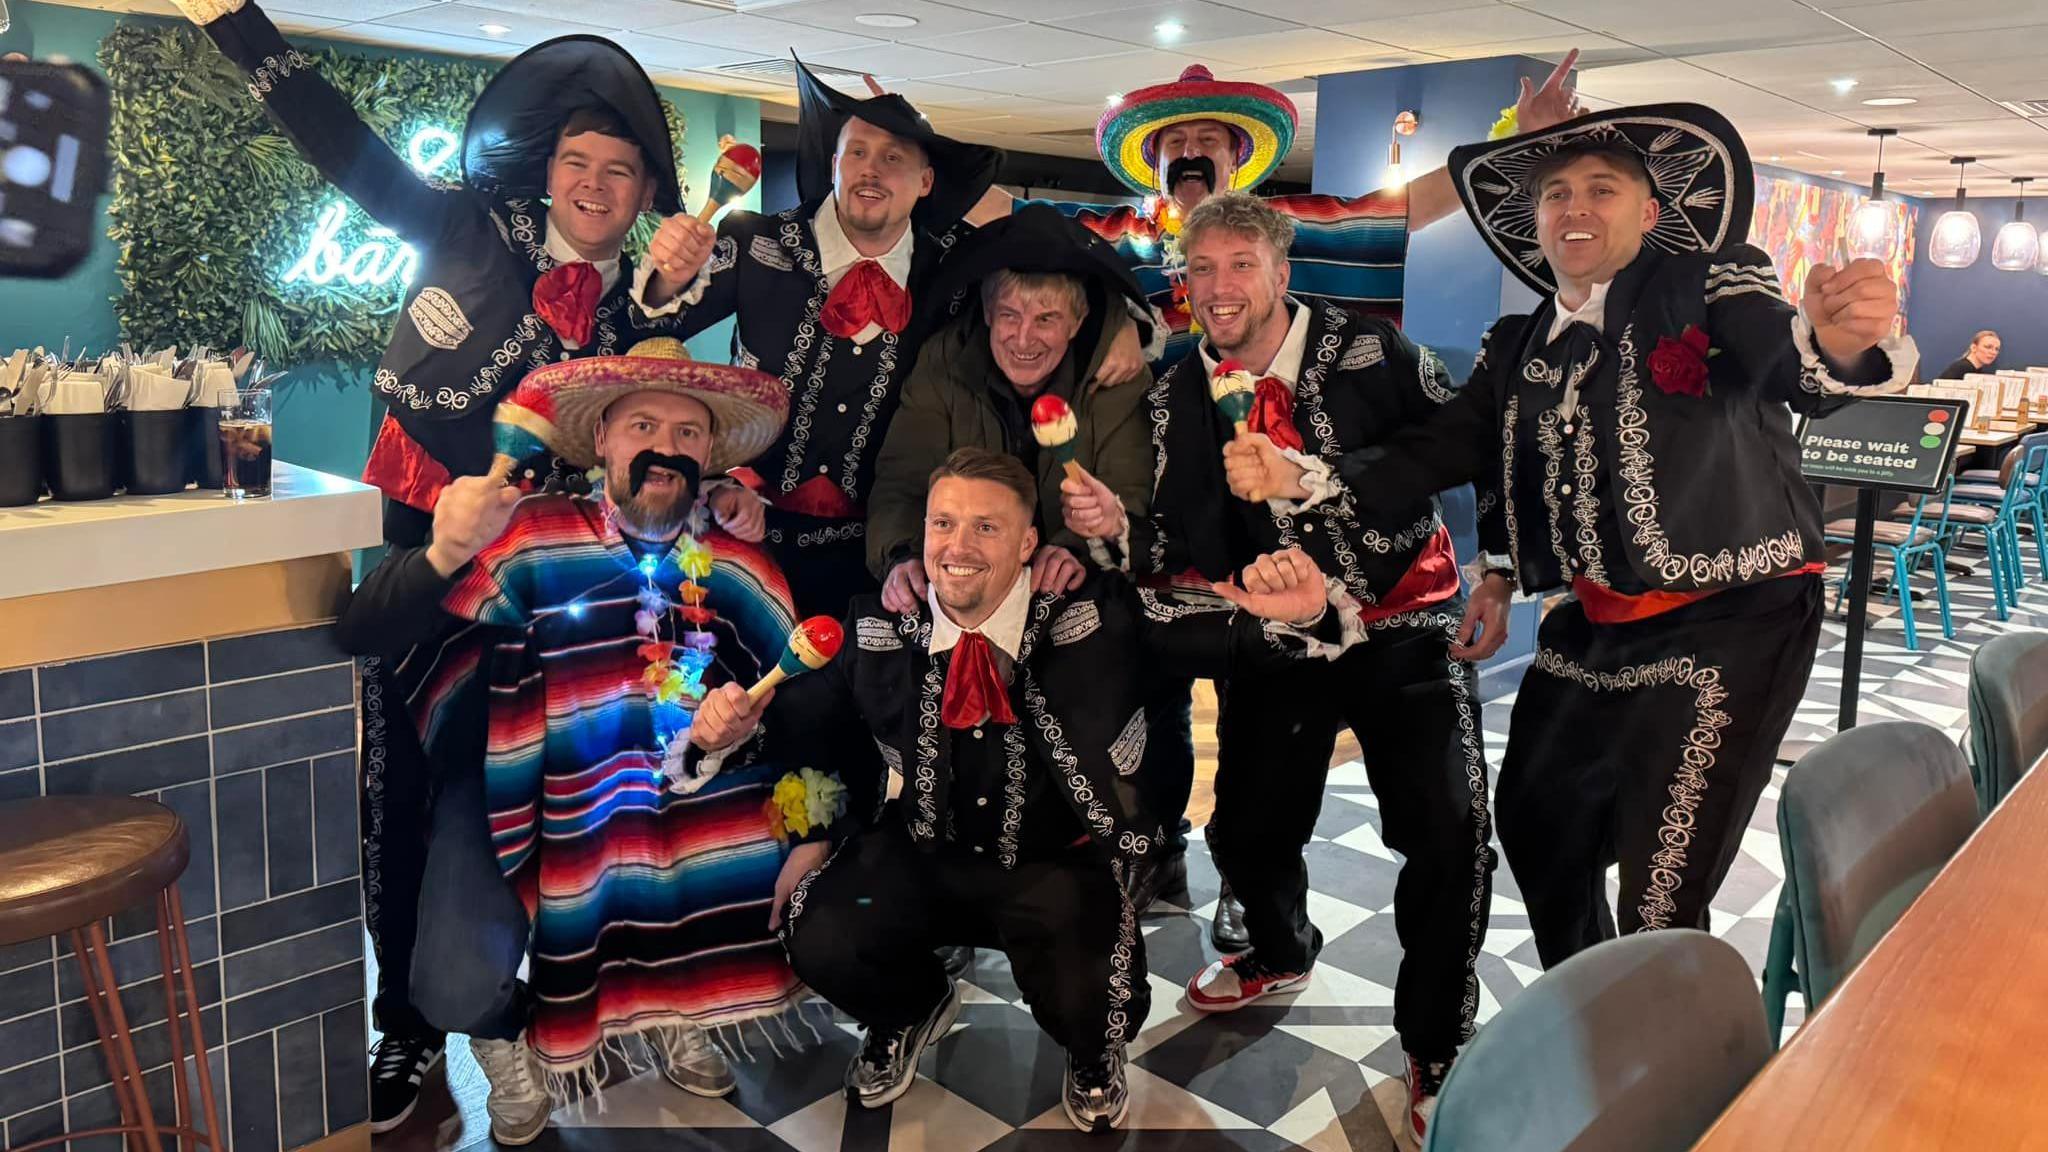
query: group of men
[{"left": 172, "top": 0, "right": 1917, "bottom": 1142}]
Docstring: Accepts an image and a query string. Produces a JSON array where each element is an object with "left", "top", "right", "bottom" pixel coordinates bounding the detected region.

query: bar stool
[{"left": 0, "top": 796, "right": 224, "bottom": 1152}]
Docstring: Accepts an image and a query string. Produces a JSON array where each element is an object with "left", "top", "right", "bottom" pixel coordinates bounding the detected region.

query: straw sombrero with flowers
[
  {"left": 1095, "top": 64, "right": 1298, "bottom": 196},
  {"left": 490, "top": 338, "right": 788, "bottom": 476}
]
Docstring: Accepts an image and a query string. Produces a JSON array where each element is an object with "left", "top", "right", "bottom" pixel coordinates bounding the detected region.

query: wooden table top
[
  {"left": 1693, "top": 754, "right": 2048, "bottom": 1151},
  {"left": 1960, "top": 429, "right": 2020, "bottom": 448}
]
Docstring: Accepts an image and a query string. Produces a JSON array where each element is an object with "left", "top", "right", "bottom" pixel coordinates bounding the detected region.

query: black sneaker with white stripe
[{"left": 369, "top": 1033, "right": 445, "bottom": 1133}]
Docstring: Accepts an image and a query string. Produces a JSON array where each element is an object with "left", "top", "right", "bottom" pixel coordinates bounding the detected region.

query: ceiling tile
[
  {"left": 371, "top": 2, "right": 619, "bottom": 46},
  {"left": 754, "top": 0, "right": 1014, "bottom": 41},
  {"left": 1331, "top": 6, "right": 1583, "bottom": 51},
  {"left": 1192, "top": 28, "right": 1415, "bottom": 67},
  {"left": 602, "top": 31, "right": 757, "bottom": 71},
  {"left": 327, "top": 22, "right": 520, "bottom": 59},
  {"left": 1884, "top": 24, "right": 2048, "bottom": 64},
  {"left": 916, "top": 21, "right": 1138, "bottom": 64},
  {"left": 460, "top": 0, "right": 726, "bottom": 32},
  {"left": 808, "top": 40, "right": 1015, "bottom": 78},
  {"left": 936, "top": 0, "right": 1159, "bottom": 18},
  {"left": 264, "top": 0, "right": 439, "bottom": 21},
  {"left": 1829, "top": 0, "right": 2048, "bottom": 37},
  {"left": 652, "top": 13, "right": 884, "bottom": 57},
  {"left": 1244, "top": 0, "right": 1466, "bottom": 23},
  {"left": 1044, "top": 1, "right": 1300, "bottom": 45}
]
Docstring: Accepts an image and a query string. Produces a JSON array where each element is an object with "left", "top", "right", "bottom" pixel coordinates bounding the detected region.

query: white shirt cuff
[
  {"left": 1791, "top": 315, "right": 1918, "bottom": 397},
  {"left": 663, "top": 739, "right": 735, "bottom": 795},
  {"left": 1260, "top": 577, "right": 1368, "bottom": 661},
  {"left": 1267, "top": 450, "right": 1350, "bottom": 517},
  {"left": 631, "top": 258, "right": 711, "bottom": 319},
  {"left": 1082, "top": 494, "right": 1134, "bottom": 573}
]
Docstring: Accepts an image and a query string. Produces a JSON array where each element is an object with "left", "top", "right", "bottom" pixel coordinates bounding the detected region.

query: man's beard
[{"left": 611, "top": 450, "right": 701, "bottom": 538}]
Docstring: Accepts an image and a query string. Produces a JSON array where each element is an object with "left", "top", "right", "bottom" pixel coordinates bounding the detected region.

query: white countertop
[{"left": 0, "top": 462, "right": 382, "bottom": 600}]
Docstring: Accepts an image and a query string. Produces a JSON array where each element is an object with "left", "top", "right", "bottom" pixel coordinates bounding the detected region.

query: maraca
[
  {"left": 1209, "top": 358, "right": 1258, "bottom": 435},
  {"left": 697, "top": 135, "right": 763, "bottom": 222},
  {"left": 486, "top": 382, "right": 560, "bottom": 484},
  {"left": 747, "top": 616, "right": 844, "bottom": 702},
  {"left": 1030, "top": 393, "right": 1084, "bottom": 481}
]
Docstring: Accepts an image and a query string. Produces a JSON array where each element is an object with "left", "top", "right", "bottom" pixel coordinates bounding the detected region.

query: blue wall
[
  {"left": 0, "top": 0, "right": 761, "bottom": 484},
  {"left": 1312, "top": 56, "right": 1554, "bottom": 381},
  {"left": 1906, "top": 195, "right": 2048, "bottom": 374}
]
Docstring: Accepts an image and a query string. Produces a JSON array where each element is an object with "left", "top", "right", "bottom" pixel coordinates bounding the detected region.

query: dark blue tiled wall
[{"left": 0, "top": 625, "right": 366, "bottom": 1152}]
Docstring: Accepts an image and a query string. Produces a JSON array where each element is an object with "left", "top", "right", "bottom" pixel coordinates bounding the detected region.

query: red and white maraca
[
  {"left": 746, "top": 616, "right": 844, "bottom": 702},
  {"left": 1030, "top": 394, "right": 1084, "bottom": 481},
  {"left": 1209, "top": 359, "right": 1258, "bottom": 435}
]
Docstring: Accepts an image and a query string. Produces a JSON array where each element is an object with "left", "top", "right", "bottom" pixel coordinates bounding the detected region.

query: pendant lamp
[
  {"left": 1929, "top": 156, "right": 1982, "bottom": 269},
  {"left": 1846, "top": 128, "right": 1900, "bottom": 261},
  {"left": 1991, "top": 177, "right": 2041, "bottom": 272}
]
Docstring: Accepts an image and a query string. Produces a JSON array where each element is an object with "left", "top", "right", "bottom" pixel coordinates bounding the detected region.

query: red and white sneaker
[
  {"left": 1185, "top": 952, "right": 1311, "bottom": 1013},
  {"left": 1405, "top": 1054, "right": 1451, "bottom": 1146}
]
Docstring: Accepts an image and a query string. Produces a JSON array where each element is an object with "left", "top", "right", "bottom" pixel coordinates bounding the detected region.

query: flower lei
[
  {"left": 768, "top": 767, "right": 848, "bottom": 843},
  {"left": 623, "top": 524, "right": 718, "bottom": 792},
  {"left": 1489, "top": 105, "right": 1519, "bottom": 141}
]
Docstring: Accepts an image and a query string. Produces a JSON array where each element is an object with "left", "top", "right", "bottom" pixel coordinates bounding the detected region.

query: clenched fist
[
  {"left": 709, "top": 483, "right": 767, "bottom": 542},
  {"left": 1059, "top": 466, "right": 1126, "bottom": 540},
  {"left": 643, "top": 213, "right": 717, "bottom": 306},
  {"left": 425, "top": 475, "right": 522, "bottom": 578},
  {"left": 690, "top": 681, "right": 771, "bottom": 752},
  {"left": 1802, "top": 259, "right": 1900, "bottom": 365},
  {"left": 1222, "top": 432, "right": 1310, "bottom": 504}
]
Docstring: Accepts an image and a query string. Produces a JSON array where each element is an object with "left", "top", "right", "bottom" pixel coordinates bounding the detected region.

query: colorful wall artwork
[{"left": 1751, "top": 173, "right": 1918, "bottom": 334}]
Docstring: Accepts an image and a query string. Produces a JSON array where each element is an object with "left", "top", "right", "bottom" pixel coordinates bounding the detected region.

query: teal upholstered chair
[
  {"left": 1761, "top": 722, "right": 1978, "bottom": 1045},
  {"left": 1423, "top": 931, "right": 1768, "bottom": 1152},
  {"left": 1967, "top": 632, "right": 2048, "bottom": 814}
]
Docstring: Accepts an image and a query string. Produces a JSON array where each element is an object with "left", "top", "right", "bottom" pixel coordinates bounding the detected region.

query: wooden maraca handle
[
  {"left": 1233, "top": 420, "right": 1249, "bottom": 436},
  {"left": 487, "top": 453, "right": 517, "bottom": 485},
  {"left": 694, "top": 199, "right": 721, "bottom": 224},
  {"left": 746, "top": 665, "right": 789, "bottom": 703},
  {"left": 1061, "top": 459, "right": 1085, "bottom": 483}
]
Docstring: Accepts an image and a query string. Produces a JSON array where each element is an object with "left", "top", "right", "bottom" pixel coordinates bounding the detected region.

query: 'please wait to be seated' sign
[{"left": 1794, "top": 395, "right": 1968, "bottom": 495}]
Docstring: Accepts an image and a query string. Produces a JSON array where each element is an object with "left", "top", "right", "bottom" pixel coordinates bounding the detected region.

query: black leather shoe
[
  {"left": 938, "top": 944, "right": 975, "bottom": 978},
  {"left": 1126, "top": 851, "right": 1189, "bottom": 913},
  {"left": 1209, "top": 883, "right": 1249, "bottom": 952}
]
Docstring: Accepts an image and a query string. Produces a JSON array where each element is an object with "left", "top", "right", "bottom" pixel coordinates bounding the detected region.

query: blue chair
[
  {"left": 1760, "top": 722, "right": 1978, "bottom": 1045},
  {"left": 1423, "top": 931, "right": 1769, "bottom": 1152},
  {"left": 1904, "top": 463, "right": 2026, "bottom": 621},
  {"left": 1950, "top": 443, "right": 2048, "bottom": 596},
  {"left": 1827, "top": 486, "right": 1953, "bottom": 649}
]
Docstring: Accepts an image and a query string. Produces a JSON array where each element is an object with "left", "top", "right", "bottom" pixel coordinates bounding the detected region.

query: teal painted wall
[{"left": 0, "top": 0, "right": 761, "bottom": 484}]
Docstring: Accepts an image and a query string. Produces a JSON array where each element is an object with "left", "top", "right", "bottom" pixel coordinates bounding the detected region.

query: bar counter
[{"left": 0, "top": 463, "right": 380, "bottom": 1152}]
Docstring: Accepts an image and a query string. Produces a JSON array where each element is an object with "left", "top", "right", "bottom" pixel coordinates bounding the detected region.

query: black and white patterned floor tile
[{"left": 380, "top": 545, "right": 2046, "bottom": 1152}]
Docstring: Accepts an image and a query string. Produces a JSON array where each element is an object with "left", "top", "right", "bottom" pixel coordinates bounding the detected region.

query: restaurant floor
[{"left": 370, "top": 539, "right": 2037, "bottom": 1152}]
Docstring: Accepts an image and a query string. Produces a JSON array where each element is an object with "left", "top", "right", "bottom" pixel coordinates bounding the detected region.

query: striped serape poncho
[
  {"left": 424, "top": 492, "right": 826, "bottom": 1078},
  {"left": 1031, "top": 185, "right": 1410, "bottom": 368}
]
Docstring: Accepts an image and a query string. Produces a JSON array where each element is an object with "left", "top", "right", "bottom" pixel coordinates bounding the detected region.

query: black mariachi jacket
[
  {"left": 1343, "top": 244, "right": 1906, "bottom": 596},
  {"left": 1141, "top": 298, "right": 1503, "bottom": 609},
  {"left": 656, "top": 201, "right": 963, "bottom": 539},
  {"left": 193, "top": 1, "right": 685, "bottom": 495},
  {"left": 727, "top": 571, "right": 1347, "bottom": 868}
]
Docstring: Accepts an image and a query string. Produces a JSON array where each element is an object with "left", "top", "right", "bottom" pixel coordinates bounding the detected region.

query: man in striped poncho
[{"left": 344, "top": 341, "right": 839, "bottom": 1144}]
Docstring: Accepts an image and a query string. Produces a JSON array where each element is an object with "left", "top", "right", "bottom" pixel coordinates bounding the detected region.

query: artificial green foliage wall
[{"left": 98, "top": 23, "right": 686, "bottom": 364}]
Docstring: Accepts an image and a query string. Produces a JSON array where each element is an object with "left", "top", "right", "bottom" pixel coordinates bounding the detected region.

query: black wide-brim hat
[
  {"left": 794, "top": 56, "right": 1003, "bottom": 231},
  {"left": 1449, "top": 103, "right": 1753, "bottom": 296},
  {"left": 931, "top": 203, "right": 1147, "bottom": 315},
  {"left": 464, "top": 35, "right": 682, "bottom": 216}
]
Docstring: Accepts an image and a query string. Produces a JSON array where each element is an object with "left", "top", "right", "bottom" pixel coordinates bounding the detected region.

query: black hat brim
[
  {"left": 931, "top": 202, "right": 1146, "bottom": 312},
  {"left": 794, "top": 56, "right": 1002, "bottom": 230},
  {"left": 1448, "top": 103, "right": 1753, "bottom": 297},
  {"left": 464, "top": 35, "right": 682, "bottom": 217}
]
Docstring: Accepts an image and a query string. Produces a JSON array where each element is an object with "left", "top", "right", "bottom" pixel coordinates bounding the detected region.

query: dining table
[{"left": 1692, "top": 751, "right": 2048, "bottom": 1150}]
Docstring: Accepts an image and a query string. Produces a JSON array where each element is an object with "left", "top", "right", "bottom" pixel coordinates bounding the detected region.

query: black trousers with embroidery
[
  {"left": 782, "top": 813, "right": 1147, "bottom": 1062},
  {"left": 767, "top": 508, "right": 877, "bottom": 622},
  {"left": 1498, "top": 574, "right": 1822, "bottom": 971},
  {"left": 1209, "top": 608, "right": 1494, "bottom": 1063}
]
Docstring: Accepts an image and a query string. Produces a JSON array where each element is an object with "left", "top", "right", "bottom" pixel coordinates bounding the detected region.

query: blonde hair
[{"left": 1180, "top": 191, "right": 1295, "bottom": 262}]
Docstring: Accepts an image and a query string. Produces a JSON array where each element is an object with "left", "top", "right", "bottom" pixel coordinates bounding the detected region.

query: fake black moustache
[
  {"left": 627, "top": 450, "right": 702, "bottom": 500},
  {"left": 1165, "top": 156, "right": 1217, "bottom": 193}
]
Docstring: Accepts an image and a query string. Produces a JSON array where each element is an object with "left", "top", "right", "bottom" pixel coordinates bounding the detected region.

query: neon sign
[{"left": 282, "top": 126, "right": 460, "bottom": 290}]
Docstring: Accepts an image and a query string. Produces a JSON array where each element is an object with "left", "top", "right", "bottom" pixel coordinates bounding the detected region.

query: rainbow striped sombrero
[{"left": 1095, "top": 65, "right": 1298, "bottom": 196}]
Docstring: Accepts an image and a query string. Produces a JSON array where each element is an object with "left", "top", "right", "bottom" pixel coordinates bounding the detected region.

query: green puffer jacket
[{"left": 866, "top": 310, "right": 1156, "bottom": 579}]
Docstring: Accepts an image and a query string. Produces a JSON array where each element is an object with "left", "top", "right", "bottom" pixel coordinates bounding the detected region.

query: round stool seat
[{"left": 0, "top": 796, "right": 189, "bottom": 946}]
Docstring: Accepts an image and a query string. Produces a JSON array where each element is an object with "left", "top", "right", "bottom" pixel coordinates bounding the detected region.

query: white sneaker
[
  {"left": 656, "top": 1025, "right": 737, "bottom": 1098},
  {"left": 467, "top": 1035, "right": 552, "bottom": 1146}
]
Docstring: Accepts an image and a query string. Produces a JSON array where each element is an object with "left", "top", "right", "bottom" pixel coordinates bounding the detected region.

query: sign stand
[{"left": 1795, "top": 394, "right": 1968, "bottom": 735}]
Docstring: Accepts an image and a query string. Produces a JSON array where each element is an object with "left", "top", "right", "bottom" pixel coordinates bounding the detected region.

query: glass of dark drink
[{"left": 219, "top": 387, "right": 273, "bottom": 499}]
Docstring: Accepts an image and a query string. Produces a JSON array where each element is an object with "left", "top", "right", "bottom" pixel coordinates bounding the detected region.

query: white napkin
[
  {"left": 128, "top": 365, "right": 189, "bottom": 411},
  {"left": 44, "top": 373, "right": 107, "bottom": 415},
  {"left": 194, "top": 363, "right": 237, "bottom": 408}
]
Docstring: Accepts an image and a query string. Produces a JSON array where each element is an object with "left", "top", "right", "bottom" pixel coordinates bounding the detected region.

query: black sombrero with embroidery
[{"left": 1448, "top": 102, "right": 1753, "bottom": 296}]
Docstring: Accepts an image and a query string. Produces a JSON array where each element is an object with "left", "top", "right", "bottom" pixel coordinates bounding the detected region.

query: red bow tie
[
  {"left": 940, "top": 631, "right": 1017, "bottom": 730},
  {"left": 821, "top": 259, "right": 912, "bottom": 341},
  {"left": 533, "top": 261, "right": 601, "bottom": 348},
  {"left": 1247, "top": 375, "right": 1305, "bottom": 453}
]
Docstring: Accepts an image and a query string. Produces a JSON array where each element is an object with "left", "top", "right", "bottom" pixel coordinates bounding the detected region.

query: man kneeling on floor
[{"left": 686, "top": 447, "right": 1366, "bottom": 1132}]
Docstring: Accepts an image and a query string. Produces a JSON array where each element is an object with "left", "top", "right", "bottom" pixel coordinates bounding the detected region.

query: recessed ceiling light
[
  {"left": 1106, "top": 93, "right": 1123, "bottom": 106},
  {"left": 1862, "top": 96, "right": 1917, "bottom": 107},
  {"left": 1154, "top": 20, "right": 1186, "bottom": 40},
  {"left": 478, "top": 22, "right": 511, "bottom": 36},
  {"left": 1830, "top": 77, "right": 1858, "bottom": 95},
  {"left": 855, "top": 13, "right": 920, "bottom": 28},
  {"left": 1831, "top": 169, "right": 1845, "bottom": 176},
  {"left": 1768, "top": 154, "right": 1781, "bottom": 162}
]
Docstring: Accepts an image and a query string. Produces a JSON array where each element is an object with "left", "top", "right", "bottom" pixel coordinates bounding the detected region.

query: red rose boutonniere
[{"left": 1648, "top": 324, "right": 1719, "bottom": 398}]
